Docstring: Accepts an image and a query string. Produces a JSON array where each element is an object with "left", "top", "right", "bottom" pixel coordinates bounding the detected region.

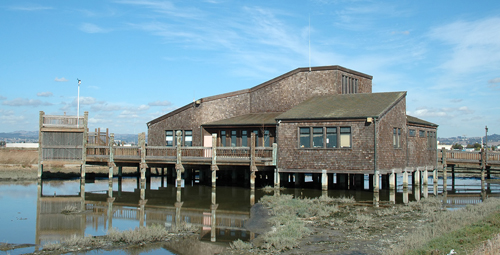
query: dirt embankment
[{"left": 0, "top": 148, "right": 133, "bottom": 180}]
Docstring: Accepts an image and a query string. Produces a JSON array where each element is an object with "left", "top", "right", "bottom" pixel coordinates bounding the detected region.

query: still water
[{"left": 0, "top": 175, "right": 499, "bottom": 255}]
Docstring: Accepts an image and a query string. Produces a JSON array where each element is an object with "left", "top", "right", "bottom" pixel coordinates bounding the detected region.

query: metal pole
[{"left": 77, "top": 79, "right": 81, "bottom": 128}]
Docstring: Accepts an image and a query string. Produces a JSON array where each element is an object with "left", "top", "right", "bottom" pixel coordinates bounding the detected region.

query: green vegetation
[
  {"left": 452, "top": 143, "right": 463, "bottom": 150},
  {"left": 390, "top": 198, "right": 500, "bottom": 254}
]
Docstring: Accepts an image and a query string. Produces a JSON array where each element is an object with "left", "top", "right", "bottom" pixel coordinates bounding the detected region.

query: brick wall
[
  {"left": 407, "top": 125, "right": 438, "bottom": 168},
  {"left": 376, "top": 97, "right": 407, "bottom": 171},
  {"left": 277, "top": 120, "right": 375, "bottom": 172}
]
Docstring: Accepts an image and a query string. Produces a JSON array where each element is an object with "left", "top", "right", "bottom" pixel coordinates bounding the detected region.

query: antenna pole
[
  {"left": 77, "top": 79, "right": 81, "bottom": 128},
  {"left": 309, "top": 14, "right": 311, "bottom": 72}
]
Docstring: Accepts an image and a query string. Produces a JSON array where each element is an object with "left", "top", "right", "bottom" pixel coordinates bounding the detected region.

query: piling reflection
[{"left": 35, "top": 177, "right": 257, "bottom": 246}]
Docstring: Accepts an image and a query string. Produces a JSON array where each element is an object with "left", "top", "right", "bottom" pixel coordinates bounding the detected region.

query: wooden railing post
[
  {"left": 175, "top": 131, "right": 184, "bottom": 187},
  {"left": 442, "top": 147, "right": 447, "bottom": 193},
  {"left": 139, "top": 132, "right": 146, "bottom": 181},
  {"left": 81, "top": 112, "right": 88, "bottom": 179},
  {"left": 108, "top": 133, "right": 115, "bottom": 181},
  {"left": 38, "top": 111, "right": 44, "bottom": 179},
  {"left": 272, "top": 143, "right": 277, "bottom": 166},
  {"left": 211, "top": 134, "right": 218, "bottom": 188},
  {"left": 250, "top": 132, "right": 256, "bottom": 190}
]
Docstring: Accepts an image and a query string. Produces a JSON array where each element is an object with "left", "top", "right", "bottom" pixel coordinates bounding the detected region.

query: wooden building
[{"left": 147, "top": 65, "right": 438, "bottom": 190}]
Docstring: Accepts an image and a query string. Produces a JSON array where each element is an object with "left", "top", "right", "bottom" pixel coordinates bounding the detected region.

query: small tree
[
  {"left": 452, "top": 143, "right": 463, "bottom": 150},
  {"left": 0, "top": 141, "right": 5, "bottom": 147},
  {"left": 473, "top": 142, "right": 481, "bottom": 150}
]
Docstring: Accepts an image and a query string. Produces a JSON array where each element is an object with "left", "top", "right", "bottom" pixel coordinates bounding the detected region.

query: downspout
[{"left": 373, "top": 117, "right": 377, "bottom": 175}]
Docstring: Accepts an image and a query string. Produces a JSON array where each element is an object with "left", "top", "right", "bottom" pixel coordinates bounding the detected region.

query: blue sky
[{"left": 1, "top": 0, "right": 499, "bottom": 138}]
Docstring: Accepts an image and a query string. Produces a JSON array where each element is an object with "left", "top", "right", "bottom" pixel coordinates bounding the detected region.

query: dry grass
[
  {"left": 42, "top": 224, "right": 197, "bottom": 253},
  {"left": 470, "top": 233, "right": 500, "bottom": 255}
]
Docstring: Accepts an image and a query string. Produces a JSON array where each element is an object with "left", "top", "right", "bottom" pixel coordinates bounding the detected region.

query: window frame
[{"left": 298, "top": 126, "right": 350, "bottom": 149}]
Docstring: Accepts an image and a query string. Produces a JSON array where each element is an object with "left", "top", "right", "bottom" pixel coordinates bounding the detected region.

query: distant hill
[
  {"left": 0, "top": 131, "right": 142, "bottom": 144},
  {"left": 438, "top": 134, "right": 500, "bottom": 146}
]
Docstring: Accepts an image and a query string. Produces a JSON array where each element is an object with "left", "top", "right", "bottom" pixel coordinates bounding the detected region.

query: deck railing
[
  {"left": 438, "top": 149, "right": 500, "bottom": 165},
  {"left": 42, "top": 115, "right": 84, "bottom": 128},
  {"left": 85, "top": 144, "right": 276, "bottom": 165}
]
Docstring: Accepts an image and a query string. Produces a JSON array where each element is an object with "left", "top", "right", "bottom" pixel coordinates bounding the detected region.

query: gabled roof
[
  {"left": 407, "top": 115, "right": 438, "bottom": 127},
  {"left": 203, "top": 112, "right": 283, "bottom": 126},
  {"left": 276, "top": 92, "right": 406, "bottom": 120},
  {"left": 147, "top": 65, "right": 372, "bottom": 126}
]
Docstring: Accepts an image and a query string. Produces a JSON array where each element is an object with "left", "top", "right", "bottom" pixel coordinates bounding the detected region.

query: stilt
[
  {"left": 250, "top": 170, "right": 256, "bottom": 190},
  {"left": 389, "top": 171, "right": 395, "bottom": 204},
  {"left": 212, "top": 169, "right": 217, "bottom": 188},
  {"left": 403, "top": 171, "right": 408, "bottom": 189},
  {"left": 321, "top": 170, "right": 328, "bottom": 191},
  {"left": 274, "top": 168, "right": 280, "bottom": 189},
  {"left": 423, "top": 169, "right": 429, "bottom": 198}
]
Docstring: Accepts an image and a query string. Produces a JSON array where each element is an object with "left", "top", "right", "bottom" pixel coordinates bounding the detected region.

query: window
[
  {"left": 313, "top": 127, "right": 323, "bottom": 148},
  {"left": 409, "top": 129, "right": 416, "bottom": 137},
  {"left": 326, "top": 127, "right": 337, "bottom": 148},
  {"left": 184, "top": 130, "right": 192, "bottom": 146},
  {"left": 166, "top": 130, "right": 174, "bottom": 146},
  {"left": 299, "top": 126, "right": 350, "bottom": 149},
  {"left": 253, "top": 130, "right": 259, "bottom": 147},
  {"left": 242, "top": 130, "right": 248, "bottom": 147},
  {"left": 427, "top": 131, "right": 436, "bottom": 149},
  {"left": 231, "top": 130, "right": 237, "bottom": 147},
  {"left": 342, "top": 75, "right": 359, "bottom": 94},
  {"left": 221, "top": 130, "right": 227, "bottom": 147},
  {"left": 419, "top": 130, "right": 425, "bottom": 138},
  {"left": 264, "top": 130, "right": 270, "bottom": 147},
  {"left": 393, "top": 128, "right": 401, "bottom": 148},
  {"left": 340, "top": 127, "right": 351, "bottom": 148},
  {"left": 299, "top": 127, "right": 310, "bottom": 148}
]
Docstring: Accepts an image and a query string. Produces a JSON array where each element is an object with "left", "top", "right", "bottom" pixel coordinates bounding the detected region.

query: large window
[
  {"left": 393, "top": 128, "right": 401, "bottom": 148},
  {"left": 184, "top": 130, "right": 192, "bottom": 146},
  {"left": 299, "top": 126, "right": 350, "bottom": 149},
  {"left": 326, "top": 127, "right": 337, "bottom": 148},
  {"left": 313, "top": 127, "right": 323, "bottom": 148},
  {"left": 409, "top": 129, "right": 416, "bottom": 137},
  {"left": 166, "top": 130, "right": 174, "bottom": 146},
  {"left": 231, "top": 130, "right": 237, "bottom": 147},
  {"left": 241, "top": 130, "right": 248, "bottom": 147},
  {"left": 299, "top": 127, "right": 310, "bottom": 148},
  {"left": 220, "top": 130, "right": 227, "bottom": 147},
  {"left": 166, "top": 130, "right": 192, "bottom": 146},
  {"left": 419, "top": 130, "right": 425, "bottom": 138},
  {"left": 264, "top": 130, "right": 270, "bottom": 147},
  {"left": 340, "top": 127, "right": 351, "bottom": 148}
]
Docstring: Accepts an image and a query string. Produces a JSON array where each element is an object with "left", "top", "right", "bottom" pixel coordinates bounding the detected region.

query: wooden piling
[
  {"left": 211, "top": 134, "right": 218, "bottom": 188},
  {"left": 321, "top": 170, "right": 328, "bottom": 191},
  {"left": 108, "top": 133, "right": 114, "bottom": 180},
  {"left": 38, "top": 111, "right": 44, "bottom": 179}
]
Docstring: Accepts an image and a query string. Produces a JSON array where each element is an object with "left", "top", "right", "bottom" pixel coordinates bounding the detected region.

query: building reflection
[{"left": 35, "top": 177, "right": 256, "bottom": 246}]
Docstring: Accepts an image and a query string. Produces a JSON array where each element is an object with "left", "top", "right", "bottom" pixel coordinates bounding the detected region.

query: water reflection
[{"left": 1, "top": 172, "right": 500, "bottom": 254}]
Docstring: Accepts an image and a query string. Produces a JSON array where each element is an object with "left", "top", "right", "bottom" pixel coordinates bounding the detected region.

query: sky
[{"left": 1, "top": 0, "right": 499, "bottom": 138}]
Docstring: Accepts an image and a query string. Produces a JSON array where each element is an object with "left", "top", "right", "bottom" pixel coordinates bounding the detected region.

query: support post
[
  {"left": 38, "top": 111, "right": 44, "bottom": 179},
  {"left": 139, "top": 132, "right": 146, "bottom": 181},
  {"left": 81, "top": 112, "right": 88, "bottom": 179},
  {"left": 175, "top": 130, "right": 184, "bottom": 187},
  {"left": 250, "top": 132, "right": 257, "bottom": 190},
  {"left": 211, "top": 134, "right": 218, "bottom": 188},
  {"left": 442, "top": 148, "right": 447, "bottom": 193},
  {"left": 274, "top": 168, "right": 280, "bottom": 189},
  {"left": 108, "top": 133, "right": 115, "bottom": 181},
  {"left": 321, "top": 170, "right": 328, "bottom": 191}
]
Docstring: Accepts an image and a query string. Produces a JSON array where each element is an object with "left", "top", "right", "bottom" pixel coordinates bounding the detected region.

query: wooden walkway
[{"left": 438, "top": 148, "right": 500, "bottom": 169}]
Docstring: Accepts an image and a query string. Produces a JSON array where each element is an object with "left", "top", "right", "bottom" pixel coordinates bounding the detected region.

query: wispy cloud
[
  {"left": 37, "top": 92, "right": 53, "bottom": 97},
  {"left": 55, "top": 77, "right": 68, "bottom": 82},
  {"left": 9, "top": 5, "right": 53, "bottom": 11},
  {"left": 410, "top": 106, "right": 474, "bottom": 118},
  {"left": 429, "top": 17, "right": 500, "bottom": 75},
  {"left": 0, "top": 95, "right": 6, "bottom": 100},
  {"left": 148, "top": 100, "right": 172, "bottom": 106},
  {"left": 489, "top": 77, "right": 500, "bottom": 84},
  {"left": 80, "top": 23, "right": 109, "bottom": 33},
  {"left": 2, "top": 98, "right": 53, "bottom": 107},
  {"left": 115, "top": 0, "right": 205, "bottom": 19}
]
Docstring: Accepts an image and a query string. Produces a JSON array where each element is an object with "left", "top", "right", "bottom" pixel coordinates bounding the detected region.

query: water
[{"left": 1, "top": 175, "right": 499, "bottom": 255}]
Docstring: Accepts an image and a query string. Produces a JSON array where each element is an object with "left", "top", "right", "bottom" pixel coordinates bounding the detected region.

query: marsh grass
[
  {"left": 388, "top": 198, "right": 500, "bottom": 255},
  {"left": 61, "top": 205, "right": 79, "bottom": 214},
  {"left": 42, "top": 224, "right": 196, "bottom": 253}
]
